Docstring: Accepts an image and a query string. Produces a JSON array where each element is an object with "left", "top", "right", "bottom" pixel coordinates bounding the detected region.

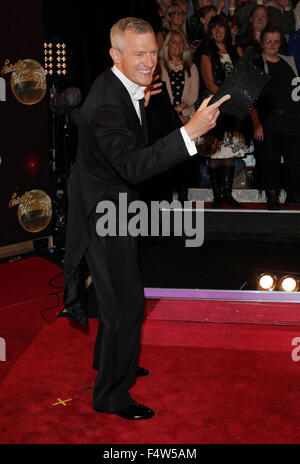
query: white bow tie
[{"left": 131, "top": 87, "right": 146, "bottom": 101}]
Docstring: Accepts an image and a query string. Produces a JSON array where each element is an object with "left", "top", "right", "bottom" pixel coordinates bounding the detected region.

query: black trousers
[
  {"left": 85, "top": 210, "right": 145, "bottom": 412},
  {"left": 262, "top": 129, "right": 300, "bottom": 194}
]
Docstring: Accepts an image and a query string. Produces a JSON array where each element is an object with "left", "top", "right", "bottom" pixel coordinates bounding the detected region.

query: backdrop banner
[{"left": 0, "top": 2, "right": 52, "bottom": 248}]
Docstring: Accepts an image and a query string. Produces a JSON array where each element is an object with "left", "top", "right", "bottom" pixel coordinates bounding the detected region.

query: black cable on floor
[
  {"left": 39, "top": 271, "right": 64, "bottom": 323},
  {"left": 39, "top": 292, "right": 63, "bottom": 324},
  {"left": 49, "top": 271, "right": 64, "bottom": 289}
]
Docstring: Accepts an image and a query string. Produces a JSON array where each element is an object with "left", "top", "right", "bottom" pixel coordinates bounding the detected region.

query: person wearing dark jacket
[
  {"left": 251, "top": 25, "right": 300, "bottom": 209},
  {"left": 62, "top": 17, "right": 229, "bottom": 420}
]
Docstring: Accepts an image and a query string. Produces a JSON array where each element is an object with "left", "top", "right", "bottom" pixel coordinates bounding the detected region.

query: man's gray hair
[{"left": 110, "top": 17, "right": 154, "bottom": 52}]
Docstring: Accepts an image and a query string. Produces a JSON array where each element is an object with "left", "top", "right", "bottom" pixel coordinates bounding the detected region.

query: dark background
[
  {"left": 42, "top": 0, "right": 157, "bottom": 99},
  {"left": 1, "top": 1, "right": 298, "bottom": 290},
  {"left": 0, "top": 1, "right": 51, "bottom": 246},
  {"left": 41, "top": 1, "right": 300, "bottom": 291}
]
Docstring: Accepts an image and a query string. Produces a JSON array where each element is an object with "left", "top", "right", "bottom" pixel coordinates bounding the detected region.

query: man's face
[{"left": 111, "top": 30, "right": 158, "bottom": 86}]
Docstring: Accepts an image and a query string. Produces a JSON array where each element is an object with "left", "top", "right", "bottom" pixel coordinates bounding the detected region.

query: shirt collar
[{"left": 112, "top": 65, "right": 146, "bottom": 101}]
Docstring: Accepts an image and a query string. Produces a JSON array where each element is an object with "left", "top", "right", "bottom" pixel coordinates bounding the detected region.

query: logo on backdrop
[
  {"left": 1, "top": 58, "right": 46, "bottom": 105},
  {"left": 8, "top": 189, "right": 52, "bottom": 233}
]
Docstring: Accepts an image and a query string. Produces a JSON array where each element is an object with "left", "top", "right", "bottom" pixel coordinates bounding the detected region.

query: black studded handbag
[{"left": 208, "top": 48, "right": 271, "bottom": 121}]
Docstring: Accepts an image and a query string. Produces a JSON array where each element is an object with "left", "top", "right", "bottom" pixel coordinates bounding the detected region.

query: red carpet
[
  {"left": 0, "top": 258, "right": 62, "bottom": 382},
  {"left": 0, "top": 257, "right": 63, "bottom": 307},
  {"left": 1, "top": 257, "right": 300, "bottom": 444}
]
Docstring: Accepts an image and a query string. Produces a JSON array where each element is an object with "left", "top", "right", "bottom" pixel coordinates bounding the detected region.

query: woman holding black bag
[{"left": 200, "top": 15, "right": 253, "bottom": 208}]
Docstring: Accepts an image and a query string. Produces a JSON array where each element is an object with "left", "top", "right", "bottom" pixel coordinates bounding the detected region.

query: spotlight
[
  {"left": 44, "top": 40, "right": 68, "bottom": 77},
  {"left": 278, "top": 276, "right": 299, "bottom": 292},
  {"left": 257, "top": 273, "right": 277, "bottom": 291}
]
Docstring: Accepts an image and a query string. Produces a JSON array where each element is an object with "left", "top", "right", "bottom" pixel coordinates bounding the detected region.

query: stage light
[
  {"left": 44, "top": 40, "right": 67, "bottom": 77},
  {"left": 28, "top": 161, "right": 37, "bottom": 169},
  {"left": 279, "top": 276, "right": 299, "bottom": 292},
  {"left": 257, "top": 273, "right": 277, "bottom": 291}
]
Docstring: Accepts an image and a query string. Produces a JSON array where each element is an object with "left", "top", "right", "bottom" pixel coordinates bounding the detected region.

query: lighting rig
[{"left": 43, "top": 38, "right": 81, "bottom": 248}]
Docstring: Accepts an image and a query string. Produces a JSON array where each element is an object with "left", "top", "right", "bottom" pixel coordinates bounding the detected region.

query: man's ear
[{"left": 109, "top": 47, "right": 121, "bottom": 64}]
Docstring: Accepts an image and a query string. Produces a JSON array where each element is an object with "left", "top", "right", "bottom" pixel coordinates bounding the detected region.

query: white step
[{"left": 187, "top": 188, "right": 287, "bottom": 203}]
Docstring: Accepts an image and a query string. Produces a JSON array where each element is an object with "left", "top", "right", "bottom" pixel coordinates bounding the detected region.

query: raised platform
[
  {"left": 172, "top": 188, "right": 300, "bottom": 238},
  {"left": 203, "top": 208, "right": 300, "bottom": 237},
  {"left": 144, "top": 287, "right": 300, "bottom": 303},
  {"left": 188, "top": 188, "right": 284, "bottom": 204}
]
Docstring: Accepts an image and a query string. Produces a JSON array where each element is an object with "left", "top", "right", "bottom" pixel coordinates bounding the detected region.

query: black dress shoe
[
  {"left": 94, "top": 402, "right": 155, "bottom": 420},
  {"left": 136, "top": 366, "right": 149, "bottom": 377},
  {"left": 92, "top": 364, "right": 149, "bottom": 377}
]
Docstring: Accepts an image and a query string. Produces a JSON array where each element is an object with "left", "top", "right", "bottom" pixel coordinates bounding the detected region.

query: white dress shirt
[{"left": 111, "top": 65, "right": 197, "bottom": 156}]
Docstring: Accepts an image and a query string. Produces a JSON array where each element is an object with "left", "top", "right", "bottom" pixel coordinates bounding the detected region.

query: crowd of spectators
[{"left": 140, "top": 0, "right": 300, "bottom": 209}]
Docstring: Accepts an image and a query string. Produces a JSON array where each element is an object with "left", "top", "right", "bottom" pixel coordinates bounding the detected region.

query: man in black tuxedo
[{"left": 63, "top": 17, "right": 229, "bottom": 420}]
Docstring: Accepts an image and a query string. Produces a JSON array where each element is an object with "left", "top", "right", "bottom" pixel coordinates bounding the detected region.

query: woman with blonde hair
[
  {"left": 160, "top": 29, "right": 199, "bottom": 123},
  {"left": 159, "top": 29, "right": 199, "bottom": 201},
  {"left": 156, "top": 2, "right": 188, "bottom": 49}
]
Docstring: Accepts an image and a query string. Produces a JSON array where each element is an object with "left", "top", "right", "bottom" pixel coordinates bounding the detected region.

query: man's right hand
[{"left": 184, "top": 94, "right": 231, "bottom": 141}]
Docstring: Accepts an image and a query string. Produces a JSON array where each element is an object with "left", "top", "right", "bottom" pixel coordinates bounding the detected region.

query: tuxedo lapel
[
  {"left": 139, "top": 99, "right": 148, "bottom": 146},
  {"left": 107, "top": 71, "right": 148, "bottom": 146}
]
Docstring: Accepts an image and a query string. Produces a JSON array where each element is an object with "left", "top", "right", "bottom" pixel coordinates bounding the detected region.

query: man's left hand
[{"left": 144, "top": 74, "right": 163, "bottom": 107}]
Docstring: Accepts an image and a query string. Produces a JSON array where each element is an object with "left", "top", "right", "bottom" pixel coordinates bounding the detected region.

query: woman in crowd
[
  {"left": 251, "top": 25, "right": 300, "bottom": 209},
  {"left": 156, "top": 2, "right": 189, "bottom": 49},
  {"left": 160, "top": 29, "right": 200, "bottom": 122},
  {"left": 191, "top": 5, "right": 218, "bottom": 46},
  {"left": 235, "top": 0, "right": 295, "bottom": 38},
  {"left": 188, "top": 0, "right": 223, "bottom": 42},
  {"left": 191, "top": 5, "right": 218, "bottom": 99},
  {"left": 160, "top": 29, "right": 200, "bottom": 201},
  {"left": 200, "top": 15, "right": 253, "bottom": 208},
  {"left": 238, "top": 5, "right": 270, "bottom": 60}
]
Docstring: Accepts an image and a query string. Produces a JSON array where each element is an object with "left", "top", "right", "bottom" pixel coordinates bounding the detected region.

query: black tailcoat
[{"left": 63, "top": 69, "right": 191, "bottom": 326}]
